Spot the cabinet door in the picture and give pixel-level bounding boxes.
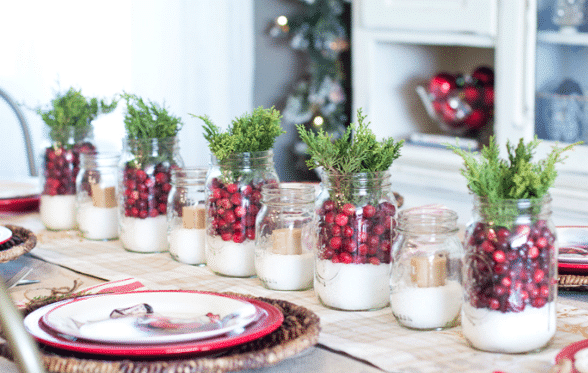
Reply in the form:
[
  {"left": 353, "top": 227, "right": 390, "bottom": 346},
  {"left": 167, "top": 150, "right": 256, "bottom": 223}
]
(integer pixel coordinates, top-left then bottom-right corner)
[{"left": 359, "top": 0, "right": 497, "bottom": 36}]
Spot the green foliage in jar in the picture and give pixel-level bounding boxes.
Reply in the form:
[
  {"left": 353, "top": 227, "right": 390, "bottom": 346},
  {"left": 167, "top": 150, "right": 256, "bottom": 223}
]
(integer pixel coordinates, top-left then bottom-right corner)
[
  {"left": 296, "top": 109, "right": 403, "bottom": 205},
  {"left": 196, "top": 106, "right": 285, "bottom": 161},
  {"left": 37, "top": 87, "right": 118, "bottom": 147},
  {"left": 122, "top": 93, "right": 183, "bottom": 168},
  {"left": 296, "top": 109, "right": 404, "bottom": 176},
  {"left": 122, "top": 93, "right": 183, "bottom": 139},
  {"left": 450, "top": 136, "right": 581, "bottom": 225}
]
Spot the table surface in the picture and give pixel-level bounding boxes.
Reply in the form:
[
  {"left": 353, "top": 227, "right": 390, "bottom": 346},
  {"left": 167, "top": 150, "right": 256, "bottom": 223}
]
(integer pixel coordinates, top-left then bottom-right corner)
[{"left": 2, "top": 212, "right": 588, "bottom": 373}]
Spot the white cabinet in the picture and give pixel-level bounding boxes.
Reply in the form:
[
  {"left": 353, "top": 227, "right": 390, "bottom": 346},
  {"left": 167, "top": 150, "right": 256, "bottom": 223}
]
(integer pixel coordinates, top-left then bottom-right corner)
[{"left": 352, "top": 0, "right": 588, "bottom": 225}]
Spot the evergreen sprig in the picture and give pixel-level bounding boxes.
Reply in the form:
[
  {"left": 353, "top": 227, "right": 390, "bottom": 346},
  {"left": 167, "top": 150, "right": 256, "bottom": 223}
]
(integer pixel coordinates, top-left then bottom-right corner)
[
  {"left": 196, "top": 106, "right": 285, "bottom": 160},
  {"left": 122, "top": 93, "right": 182, "bottom": 139},
  {"left": 296, "top": 109, "right": 404, "bottom": 177},
  {"left": 450, "top": 136, "right": 581, "bottom": 204},
  {"left": 37, "top": 87, "right": 118, "bottom": 145}
]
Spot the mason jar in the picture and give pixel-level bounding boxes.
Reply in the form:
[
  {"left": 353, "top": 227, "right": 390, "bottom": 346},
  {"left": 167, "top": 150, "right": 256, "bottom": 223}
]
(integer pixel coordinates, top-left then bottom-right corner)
[
  {"left": 40, "top": 125, "right": 95, "bottom": 231},
  {"left": 255, "top": 183, "right": 316, "bottom": 291},
  {"left": 205, "top": 150, "right": 279, "bottom": 277},
  {"left": 390, "top": 206, "right": 464, "bottom": 330},
  {"left": 167, "top": 167, "right": 208, "bottom": 265},
  {"left": 461, "top": 195, "right": 557, "bottom": 353},
  {"left": 314, "top": 171, "right": 397, "bottom": 311},
  {"left": 76, "top": 152, "right": 120, "bottom": 240},
  {"left": 118, "top": 137, "right": 183, "bottom": 253}
]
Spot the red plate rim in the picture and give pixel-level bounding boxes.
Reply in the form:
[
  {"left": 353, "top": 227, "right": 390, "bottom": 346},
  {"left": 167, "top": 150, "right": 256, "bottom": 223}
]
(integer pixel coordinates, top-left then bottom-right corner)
[
  {"left": 0, "top": 195, "right": 40, "bottom": 212},
  {"left": 558, "top": 226, "right": 588, "bottom": 274},
  {"left": 24, "top": 290, "right": 284, "bottom": 357},
  {"left": 556, "top": 338, "right": 588, "bottom": 373}
]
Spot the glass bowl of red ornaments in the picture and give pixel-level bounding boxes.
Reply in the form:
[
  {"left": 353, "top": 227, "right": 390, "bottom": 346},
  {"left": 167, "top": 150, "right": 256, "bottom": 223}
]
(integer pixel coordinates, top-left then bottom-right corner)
[{"left": 416, "top": 66, "right": 494, "bottom": 136}]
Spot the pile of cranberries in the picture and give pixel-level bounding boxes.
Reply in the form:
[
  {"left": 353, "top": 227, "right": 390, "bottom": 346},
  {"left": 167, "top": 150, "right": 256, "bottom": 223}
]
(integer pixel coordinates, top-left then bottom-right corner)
[
  {"left": 122, "top": 163, "right": 173, "bottom": 219},
  {"left": 207, "top": 177, "right": 275, "bottom": 243},
  {"left": 465, "top": 220, "right": 556, "bottom": 313},
  {"left": 42, "top": 142, "right": 94, "bottom": 196},
  {"left": 317, "top": 199, "right": 396, "bottom": 265}
]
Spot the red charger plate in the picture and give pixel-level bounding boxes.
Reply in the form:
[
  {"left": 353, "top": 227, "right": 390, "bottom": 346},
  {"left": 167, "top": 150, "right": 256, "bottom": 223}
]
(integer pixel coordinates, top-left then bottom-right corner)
[
  {"left": 558, "top": 226, "right": 588, "bottom": 275},
  {"left": 0, "top": 179, "right": 40, "bottom": 212},
  {"left": 24, "top": 290, "right": 284, "bottom": 357},
  {"left": 555, "top": 339, "right": 588, "bottom": 373},
  {"left": 0, "top": 195, "right": 39, "bottom": 213}
]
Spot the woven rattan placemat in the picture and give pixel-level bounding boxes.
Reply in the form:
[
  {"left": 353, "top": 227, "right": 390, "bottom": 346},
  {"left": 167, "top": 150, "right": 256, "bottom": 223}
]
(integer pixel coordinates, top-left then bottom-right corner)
[
  {"left": 559, "top": 274, "right": 588, "bottom": 290},
  {"left": 2, "top": 294, "right": 320, "bottom": 373},
  {"left": 0, "top": 225, "right": 36, "bottom": 263}
]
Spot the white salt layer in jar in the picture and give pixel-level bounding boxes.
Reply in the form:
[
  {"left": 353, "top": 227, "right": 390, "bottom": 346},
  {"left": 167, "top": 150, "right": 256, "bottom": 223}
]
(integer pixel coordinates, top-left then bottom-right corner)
[
  {"left": 314, "top": 260, "right": 390, "bottom": 311},
  {"left": 390, "top": 280, "right": 462, "bottom": 330},
  {"left": 169, "top": 228, "right": 206, "bottom": 265},
  {"left": 461, "top": 302, "right": 556, "bottom": 353},
  {"left": 77, "top": 201, "right": 118, "bottom": 240},
  {"left": 206, "top": 236, "right": 256, "bottom": 277},
  {"left": 255, "top": 250, "right": 313, "bottom": 291},
  {"left": 120, "top": 215, "right": 168, "bottom": 253},
  {"left": 40, "top": 195, "right": 77, "bottom": 231}
]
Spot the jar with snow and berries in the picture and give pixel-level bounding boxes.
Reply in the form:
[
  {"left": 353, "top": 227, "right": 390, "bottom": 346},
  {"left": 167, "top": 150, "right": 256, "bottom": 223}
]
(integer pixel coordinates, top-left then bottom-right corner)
[
  {"left": 197, "top": 106, "right": 284, "bottom": 277},
  {"left": 313, "top": 170, "right": 397, "bottom": 311},
  {"left": 449, "top": 136, "right": 579, "bottom": 353},
  {"left": 37, "top": 88, "right": 117, "bottom": 231},
  {"left": 118, "top": 94, "right": 184, "bottom": 253},
  {"left": 205, "top": 150, "right": 279, "bottom": 277},
  {"left": 461, "top": 195, "right": 558, "bottom": 353}
]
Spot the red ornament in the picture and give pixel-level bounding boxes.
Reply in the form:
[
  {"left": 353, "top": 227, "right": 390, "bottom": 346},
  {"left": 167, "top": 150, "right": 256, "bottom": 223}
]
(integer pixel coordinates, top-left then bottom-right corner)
[
  {"left": 463, "top": 108, "right": 489, "bottom": 130},
  {"left": 462, "top": 84, "right": 482, "bottom": 106},
  {"left": 428, "top": 72, "right": 457, "bottom": 100},
  {"left": 472, "top": 66, "right": 494, "bottom": 86},
  {"left": 482, "top": 86, "right": 494, "bottom": 107}
]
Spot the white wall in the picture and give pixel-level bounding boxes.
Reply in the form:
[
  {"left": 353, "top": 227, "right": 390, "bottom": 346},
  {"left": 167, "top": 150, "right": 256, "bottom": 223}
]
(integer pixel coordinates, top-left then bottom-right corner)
[{"left": 0, "top": 0, "right": 253, "bottom": 178}]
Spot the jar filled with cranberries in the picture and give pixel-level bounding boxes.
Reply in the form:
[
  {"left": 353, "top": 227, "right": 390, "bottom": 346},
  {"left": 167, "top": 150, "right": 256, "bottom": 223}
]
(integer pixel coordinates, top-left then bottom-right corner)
[
  {"left": 205, "top": 150, "right": 279, "bottom": 277},
  {"left": 118, "top": 137, "right": 183, "bottom": 253},
  {"left": 314, "top": 171, "right": 397, "bottom": 311},
  {"left": 40, "top": 126, "right": 95, "bottom": 231},
  {"left": 461, "top": 195, "right": 557, "bottom": 353},
  {"left": 390, "top": 206, "right": 464, "bottom": 330}
]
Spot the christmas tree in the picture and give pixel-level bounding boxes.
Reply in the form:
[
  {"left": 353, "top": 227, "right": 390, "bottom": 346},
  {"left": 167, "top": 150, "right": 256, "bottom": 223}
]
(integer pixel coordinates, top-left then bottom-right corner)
[{"left": 268, "top": 0, "right": 351, "bottom": 181}]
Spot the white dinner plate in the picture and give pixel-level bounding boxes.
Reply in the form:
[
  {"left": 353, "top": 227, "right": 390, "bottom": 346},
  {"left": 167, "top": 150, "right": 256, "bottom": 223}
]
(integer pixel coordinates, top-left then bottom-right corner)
[
  {"left": 40, "top": 290, "right": 260, "bottom": 344},
  {"left": 0, "top": 226, "right": 12, "bottom": 245}
]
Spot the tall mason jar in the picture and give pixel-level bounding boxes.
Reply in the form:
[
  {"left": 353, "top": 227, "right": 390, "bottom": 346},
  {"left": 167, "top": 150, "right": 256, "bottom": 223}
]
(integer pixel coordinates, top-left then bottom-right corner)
[
  {"left": 255, "top": 183, "right": 316, "bottom": 291},
  {"left": 205, "top": 150, "right": 279, "bottom": 277},
  {"left": 167, "top": 167, "right": 208, "bottom": 265},
  {"left": 461, "top": 195, "right": 557, "bottom": 353},
  {"left": 314, "top": 171, "right": 397, "bottom": 311},
  {"left": 76, "top": 152, "right": 120, "bottom": 240},
  {"left": 118, "top": 137, "right": 183, "bottom": 253},
  {"left": 40, "top": 125, "right": 95, "bottom": 231},
  {"left": 390, "top": 206, "right": 464, "bottom": 330}
]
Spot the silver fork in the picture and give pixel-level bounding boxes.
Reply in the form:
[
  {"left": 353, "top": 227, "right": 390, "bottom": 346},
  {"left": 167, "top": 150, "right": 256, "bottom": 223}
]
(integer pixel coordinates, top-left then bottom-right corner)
[{"left": 5, "top": 266, "right": 34, "bottom": 289}]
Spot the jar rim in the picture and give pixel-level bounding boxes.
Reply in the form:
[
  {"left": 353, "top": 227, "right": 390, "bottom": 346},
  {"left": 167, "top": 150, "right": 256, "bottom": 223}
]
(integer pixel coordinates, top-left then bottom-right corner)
[
  {"left": 397, "top": 206, "right": 459, "bottom": 234},
  {"left": 261, "top": 182, "right": 316, "bottom": 204}
]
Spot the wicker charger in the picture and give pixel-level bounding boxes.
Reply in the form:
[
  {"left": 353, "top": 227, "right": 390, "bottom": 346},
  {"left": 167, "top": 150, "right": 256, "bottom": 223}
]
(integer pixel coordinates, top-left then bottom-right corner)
[
  {"left": 5, "top": 294, "right": 320, "bottom": 373},
  {"left": 0, "top": 225, "right": 37, "bottom": 263}
]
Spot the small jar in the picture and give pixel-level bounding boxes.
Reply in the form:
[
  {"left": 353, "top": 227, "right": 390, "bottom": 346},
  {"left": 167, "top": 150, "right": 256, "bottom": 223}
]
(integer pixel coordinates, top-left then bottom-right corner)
[
  {"left": 255, "top": 183, "right": 316, "bottom": 291},
  {"left": 390, "top": 206, "right": 464, "bottom": 330},
  {"left": 118, "top": 137, "right": 183, "bottom": 253},
  {"left": 167, "top": 167, "right": 208, "bottom": 265},
  {"left": 461, "top": 195, "right": 557, "bottom": 353},
  {"left": 40, "top": 126, "right": 95, "bottom": 231},
  {"left": 76, "top": 152, "right": 120, "bottom": 240},
  {"left": 314, "top": 171, "right": 397, "bottom": 311},
  {"left": 205, "top": 150, "right": 279, "bottom": 277}
]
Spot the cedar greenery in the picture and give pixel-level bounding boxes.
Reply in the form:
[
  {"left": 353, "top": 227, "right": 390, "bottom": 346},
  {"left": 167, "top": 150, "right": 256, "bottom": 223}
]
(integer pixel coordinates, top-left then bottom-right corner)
[
  {"left": 196, "top": 106, "right": 284, "bottom": 160},
  {"left": 37, "top": 87, "right": 117, "bottom": 145},
  {"left": 122, "top": 93, "right": 182, "bottom": 139},
  {"left": 450, "top": 136, "right": 580, "bottom": 203},
  {"left": 296, "top": 109, "right": 404, "bottom": 177}
]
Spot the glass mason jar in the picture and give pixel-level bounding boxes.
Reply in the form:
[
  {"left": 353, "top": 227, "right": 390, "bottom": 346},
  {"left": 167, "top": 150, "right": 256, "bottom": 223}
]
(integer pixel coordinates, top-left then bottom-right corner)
[
  {"left": 461, "top": 195, "right": 557, "bottom": 353},
  {"left": 255, "top": 183, "right": 316, "bottom": 291},
  {"left": 390, "top": 206, "right": 464, "bottom": 330},
  {"left": 118, "top": 137, "right": 183, "bottom": 253},
  {"left": 76, "top": 152, "right": 120, "bottom": 240},
  {"left": 167, "top": 167, "right": 208, "bottom": 265},
  {"left": 40, "top": 125, "right": 95, "bottom": 231},
  {"left": 314, "top": 171, "right": 397, "bottom": 311},
  {"left": 205, "top": 150, "right": 279, "bottom": 277}
]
